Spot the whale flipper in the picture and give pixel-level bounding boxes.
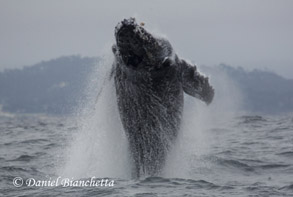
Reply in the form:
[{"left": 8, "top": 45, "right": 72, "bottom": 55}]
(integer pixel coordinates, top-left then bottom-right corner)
[{"left": 180, "top": 59, "right": 214, "bottom": 105}]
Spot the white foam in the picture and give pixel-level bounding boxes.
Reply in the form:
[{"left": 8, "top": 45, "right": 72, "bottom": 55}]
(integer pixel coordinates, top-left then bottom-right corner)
[
  {"left": 163, "top": 67, "right": 242, "bottom": 178},
  {"left": 58, "top": 52, "right": 131, "bottom": 179}
]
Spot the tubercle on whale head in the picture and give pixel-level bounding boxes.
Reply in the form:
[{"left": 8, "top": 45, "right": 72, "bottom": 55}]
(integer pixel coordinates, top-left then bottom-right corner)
[{"left": 114, "top": 18, "right": 174, "bottom": 71}]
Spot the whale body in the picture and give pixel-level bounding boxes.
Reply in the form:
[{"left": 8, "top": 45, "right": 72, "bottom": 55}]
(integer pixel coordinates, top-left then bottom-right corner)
[{"left": 111, "top": 18, "right": 214, "bottom": 177}]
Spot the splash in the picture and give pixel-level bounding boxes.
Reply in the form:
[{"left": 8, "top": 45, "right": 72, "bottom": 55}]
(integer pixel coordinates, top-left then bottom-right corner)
[
  {"left": 163, "top": 66, "right": 243, "bottom": 178},
  {"left": 59, "top": 52, "right": 131, "bottom": 179}
]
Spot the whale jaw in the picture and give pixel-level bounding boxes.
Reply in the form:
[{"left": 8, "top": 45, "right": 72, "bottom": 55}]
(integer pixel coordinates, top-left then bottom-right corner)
[{"left": 114, "top": 18, "right": 162, "bottom": 69}]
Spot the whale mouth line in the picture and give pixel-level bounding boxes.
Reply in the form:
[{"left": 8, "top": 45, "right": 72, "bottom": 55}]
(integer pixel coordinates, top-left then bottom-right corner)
[
  {"left": 114, "top": 17, "right": 175, "bottom": 71},
  {"left": 115, "top": 19, "right": 144, "bottom": 68},
  {"left": 114, "top": 18, "right": 162, "bottom": 69}
]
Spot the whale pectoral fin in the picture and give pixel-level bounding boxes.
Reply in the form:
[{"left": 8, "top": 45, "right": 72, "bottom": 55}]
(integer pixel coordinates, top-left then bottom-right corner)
[{"left": 180, "top": 59, "right": 214, "bottom": 105}]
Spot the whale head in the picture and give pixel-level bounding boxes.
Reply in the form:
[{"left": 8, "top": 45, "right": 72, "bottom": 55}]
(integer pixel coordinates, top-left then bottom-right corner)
[{"left": 113, "top": 18, "right": 174, "bottom": 70}]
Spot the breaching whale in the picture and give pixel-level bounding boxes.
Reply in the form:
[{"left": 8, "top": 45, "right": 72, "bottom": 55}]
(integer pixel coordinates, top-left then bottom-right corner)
[{"left": 111, "top": 18, "right": 214, "bottom": 177}]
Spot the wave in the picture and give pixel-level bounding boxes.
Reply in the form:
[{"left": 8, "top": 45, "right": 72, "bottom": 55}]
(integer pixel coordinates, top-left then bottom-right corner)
[
  {"left": 238, "top": 115, "right": 267, "bottom": 124},
  {"left": 277, "top": 151, "right": 293, "bottom": 157}
]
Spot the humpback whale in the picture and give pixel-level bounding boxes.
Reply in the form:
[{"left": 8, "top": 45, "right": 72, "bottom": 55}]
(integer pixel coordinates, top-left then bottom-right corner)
[{"left": 111, "top": 18, "right": 214, "bottom": 177}]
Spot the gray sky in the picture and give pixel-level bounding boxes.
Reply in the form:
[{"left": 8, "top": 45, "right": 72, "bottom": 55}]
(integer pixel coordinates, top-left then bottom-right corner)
[{"left": 1, "top": 0, "right": 293, "bottom": 78}]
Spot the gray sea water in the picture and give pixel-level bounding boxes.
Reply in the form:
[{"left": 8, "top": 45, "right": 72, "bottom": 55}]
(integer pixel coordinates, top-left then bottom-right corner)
[
  {"left": 1, "top": 112, "right": 293, "bottom": 197},
  {"left": 1, "top": 56, "right": 293, "bottom": 196}
]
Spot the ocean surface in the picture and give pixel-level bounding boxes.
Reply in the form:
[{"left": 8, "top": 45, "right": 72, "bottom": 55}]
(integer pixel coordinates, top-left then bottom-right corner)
[{"left": 1, "top": 112, "right": 293, "bottom": 197}]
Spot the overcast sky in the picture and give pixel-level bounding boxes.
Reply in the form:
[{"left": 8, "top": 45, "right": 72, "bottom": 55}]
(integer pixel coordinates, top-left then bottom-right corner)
[{"left": 1, "top": 0, "right": 292, "bottom": 78}]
